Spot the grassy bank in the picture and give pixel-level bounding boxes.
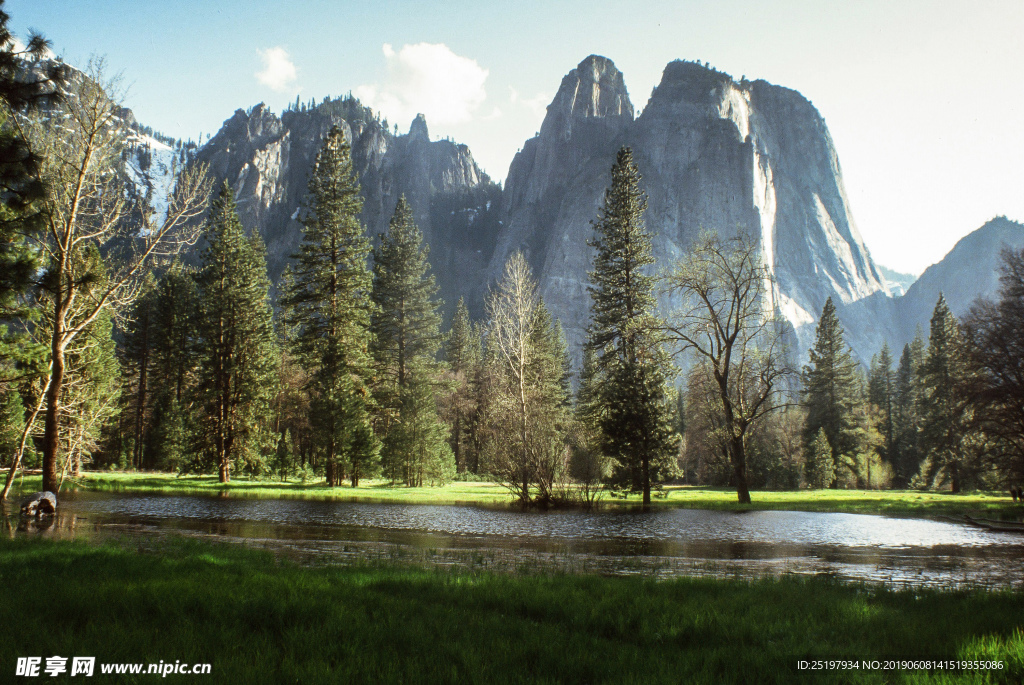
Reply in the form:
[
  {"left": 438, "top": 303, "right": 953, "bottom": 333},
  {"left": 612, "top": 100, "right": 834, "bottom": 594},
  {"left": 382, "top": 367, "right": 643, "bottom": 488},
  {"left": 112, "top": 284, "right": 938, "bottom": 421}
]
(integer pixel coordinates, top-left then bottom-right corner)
[
  {"left": 0, "top": 536, "right": 1021, "bottom": 684},
  {"left": 10, "top": 471, "right": 1023, "bottom": 518}
]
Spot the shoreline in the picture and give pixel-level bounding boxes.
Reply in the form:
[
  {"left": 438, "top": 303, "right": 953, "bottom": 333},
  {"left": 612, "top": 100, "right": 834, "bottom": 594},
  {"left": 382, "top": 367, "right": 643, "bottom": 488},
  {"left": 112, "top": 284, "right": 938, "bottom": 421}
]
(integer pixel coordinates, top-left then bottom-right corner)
[{"left": 5, "top": 471, "right": 1022, "bottom": 520}]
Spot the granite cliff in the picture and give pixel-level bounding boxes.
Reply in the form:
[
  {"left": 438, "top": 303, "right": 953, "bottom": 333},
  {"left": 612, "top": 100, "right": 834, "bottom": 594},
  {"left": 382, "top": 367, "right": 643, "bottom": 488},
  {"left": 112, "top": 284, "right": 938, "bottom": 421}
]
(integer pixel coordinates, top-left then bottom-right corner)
[
  {"left": 193, "top": 100, "right": 501, "bottom": 314},
  {"left": 490, "top": 56, "right": 889, "bottom": 356},
  {"left": 185, "top": 56, "right": 1017, "bottom": 366}
]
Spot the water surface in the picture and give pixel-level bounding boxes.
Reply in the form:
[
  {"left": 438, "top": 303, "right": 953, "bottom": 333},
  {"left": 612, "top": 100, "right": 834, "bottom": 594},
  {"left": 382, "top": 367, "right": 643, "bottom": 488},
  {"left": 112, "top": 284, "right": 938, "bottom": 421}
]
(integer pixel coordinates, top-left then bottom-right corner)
[{"left": 8, "top": 492, "right": 1024, "bottom": 589}]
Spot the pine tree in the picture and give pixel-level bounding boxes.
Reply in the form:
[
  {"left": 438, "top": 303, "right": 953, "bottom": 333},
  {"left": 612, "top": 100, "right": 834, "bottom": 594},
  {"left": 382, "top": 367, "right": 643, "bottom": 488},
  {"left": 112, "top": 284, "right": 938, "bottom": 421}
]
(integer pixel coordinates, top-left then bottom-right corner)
[
  {"left": 0, "top": 9, "right": 65, "bottom": 323},
  {"left": 868, "top": 342, "right": 896, "bottom": 466},
  {"left": 965, "top": 247, "right": 1024, "bottom": 487},
  {"left": 586, "top": 146, "right": 677, "bottom": 506},
  {"left": 122, "top": 278, "right": 157, "bottom": 471},
  {"left": 568, "top": 346, "right": 609, "bottom": 500},
  {"left": 892, "top": 342, "right": 922, "bottom": 486},
  {"left": 144, "top": 264, "right": 199, "bottom": 471},
  {"left": 526, "top": 301, "right": 572, "bottom": 504},
  {"left": 919, "top": 295, "right": 975, "bottom": 492},
  {"left": 281, "top": 126, "right": 378, "bottom": 486},
  {"left": 802, "top": 297, "right": 862, "bottom": 485},
  {"left": 443, "top": 297, "right": 480, "bottom": 473},
  {"left": 370, "top": 196, "right": 449, "bottom": 485},
  {"left": 0, "top": 383, "right": 23, "bottom": 468},
  {"left": 805, "top": 428, "right": 836, "bottom": 489},
  {"left": 194, "top": 183, "right": 278, "bottom": 483}
]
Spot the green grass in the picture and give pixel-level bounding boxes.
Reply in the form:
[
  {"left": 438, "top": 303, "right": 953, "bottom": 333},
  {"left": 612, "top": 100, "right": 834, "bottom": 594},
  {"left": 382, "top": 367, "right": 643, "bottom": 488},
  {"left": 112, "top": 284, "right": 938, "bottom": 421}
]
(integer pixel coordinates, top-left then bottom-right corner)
[
  {"left": 0, "top": 535, "right": 1021, "bottom": 683},
  {"left": 16, "top": 471, "right": 1024, "bottom": 519}
]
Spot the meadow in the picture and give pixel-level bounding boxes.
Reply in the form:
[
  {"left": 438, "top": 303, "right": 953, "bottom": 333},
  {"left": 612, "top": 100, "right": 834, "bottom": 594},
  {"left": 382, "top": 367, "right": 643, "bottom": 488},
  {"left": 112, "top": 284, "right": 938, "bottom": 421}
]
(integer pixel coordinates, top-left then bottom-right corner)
[{"left": 0, "top": 535, "right": 1021, "bottom": 684}]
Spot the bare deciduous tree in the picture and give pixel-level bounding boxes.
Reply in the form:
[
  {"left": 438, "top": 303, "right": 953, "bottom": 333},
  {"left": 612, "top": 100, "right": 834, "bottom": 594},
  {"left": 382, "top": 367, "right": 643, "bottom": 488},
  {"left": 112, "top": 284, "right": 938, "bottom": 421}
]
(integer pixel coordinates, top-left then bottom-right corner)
[
  {"left": 485, "top": 252, "right": 572, "bottom": 506},
  {"left": 486, "top": 252, "right": 537, "bottom": 503},
  {"left": 2, "top": 63, "right": 210, "bottom": 496},
  {"left": 662, "top": 232, "right": 793, "bottom": 503}
]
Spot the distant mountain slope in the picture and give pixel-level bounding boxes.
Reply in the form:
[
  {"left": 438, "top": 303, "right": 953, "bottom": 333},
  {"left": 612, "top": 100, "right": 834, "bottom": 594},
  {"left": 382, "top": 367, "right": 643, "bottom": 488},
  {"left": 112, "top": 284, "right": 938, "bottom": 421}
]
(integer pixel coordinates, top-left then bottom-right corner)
[
  {"left": 838, "top": 217, "right": 1024, "bottom": 359},
  {"left": 876, "top": 265, "right": 917, "bottom": 297},
  {"left": 894, "top": 216, "right": 1024, "bottom": 339}
]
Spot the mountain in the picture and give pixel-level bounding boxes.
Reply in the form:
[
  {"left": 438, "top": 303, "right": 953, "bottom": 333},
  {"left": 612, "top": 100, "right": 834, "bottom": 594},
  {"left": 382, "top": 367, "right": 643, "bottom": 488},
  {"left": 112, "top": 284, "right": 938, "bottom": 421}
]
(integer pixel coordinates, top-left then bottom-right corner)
[
  {"left": 180, "top": 57, "right": 1017, "bottom": 368},
  {"left": 837, "top": 216, "right": 1024, "bottom": 358},
  {"left": 876, "top": 265, "right": 918, "bottom": 297},
  {"left": 193, "top": 99, "right": 502, "bottom": 315},
  {"left": 490, "top": 56, "right": 889, "bottom": 357}
]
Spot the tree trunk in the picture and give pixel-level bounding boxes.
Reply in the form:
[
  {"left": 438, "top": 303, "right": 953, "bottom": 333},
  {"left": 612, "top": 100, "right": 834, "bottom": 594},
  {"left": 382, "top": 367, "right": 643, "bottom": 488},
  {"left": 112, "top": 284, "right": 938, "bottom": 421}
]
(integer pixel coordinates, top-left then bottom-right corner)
[
  {"left": 1, "top": 391, "right": 47, "bottom": 501},
  {"left": 42, "top": 340, "right": 66, "bottom": 493},
  {"left": 732, "top": 438, "right": 751, "bottom": 504},
  {"left": 133, "top": 324, "right": 149, "bottom": 470},
  {"left": 641, "top": 454, "right": 651, "bottom": 508},
  {"left": 218, "top": 453, "right": 230, "bottom": 483},
  {"left": 453, "top": 414, "right": 462, "bottom": 472}
]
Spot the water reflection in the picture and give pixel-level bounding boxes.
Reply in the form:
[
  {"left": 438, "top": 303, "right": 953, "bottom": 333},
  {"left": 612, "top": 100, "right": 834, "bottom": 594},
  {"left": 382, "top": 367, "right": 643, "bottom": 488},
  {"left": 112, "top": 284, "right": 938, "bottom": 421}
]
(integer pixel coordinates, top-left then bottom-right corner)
[{"left": 9, "top": 492, "right": 1024, "bottom": 589}]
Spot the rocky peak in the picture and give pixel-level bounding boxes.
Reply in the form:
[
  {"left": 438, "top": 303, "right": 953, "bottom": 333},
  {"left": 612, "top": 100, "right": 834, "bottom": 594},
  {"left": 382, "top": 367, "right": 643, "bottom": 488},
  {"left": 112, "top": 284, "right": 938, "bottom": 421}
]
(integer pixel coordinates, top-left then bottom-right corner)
[
  {"left": 408, "top": 113, "right": 429, "bottom": 141},
  {"left": 192, "top": 95, "right": 502, "bottom": 319},
  {"left": 649, "top": 60, "right": 736, "bottom": 106},
  {"left": 540, "top": 55, "right": 633, "bottom": 141}
]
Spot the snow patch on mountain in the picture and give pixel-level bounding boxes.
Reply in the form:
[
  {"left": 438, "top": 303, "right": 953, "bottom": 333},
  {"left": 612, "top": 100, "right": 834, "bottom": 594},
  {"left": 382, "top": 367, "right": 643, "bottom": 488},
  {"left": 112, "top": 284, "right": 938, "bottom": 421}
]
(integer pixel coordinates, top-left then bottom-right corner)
[{"left": 125, "top": 131, "right": 178, "bottom": 224}]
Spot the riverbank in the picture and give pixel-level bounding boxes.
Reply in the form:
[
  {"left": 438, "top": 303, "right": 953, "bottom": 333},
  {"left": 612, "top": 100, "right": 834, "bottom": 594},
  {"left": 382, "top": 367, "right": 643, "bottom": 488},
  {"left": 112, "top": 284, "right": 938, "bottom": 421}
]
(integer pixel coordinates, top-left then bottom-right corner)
[
  {"left": 6, "top": 471, "right": 1022, "bottom": 518},
  {"left": 0, "top": 535, "right": 1020, "bottom": 684}
]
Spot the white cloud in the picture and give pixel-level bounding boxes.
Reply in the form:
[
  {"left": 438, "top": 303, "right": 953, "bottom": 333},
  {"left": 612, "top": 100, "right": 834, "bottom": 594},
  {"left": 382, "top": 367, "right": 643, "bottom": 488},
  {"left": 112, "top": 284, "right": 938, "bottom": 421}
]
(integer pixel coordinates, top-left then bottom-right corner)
[
  {"left": 255, "top": 46, "right": 298, "bottom": 92},
  {"left": 509, "top": 85, "right": 549, "bottom": 119},
  {"left": 355, "top": 43, "right": 488, "bottom": 129}
]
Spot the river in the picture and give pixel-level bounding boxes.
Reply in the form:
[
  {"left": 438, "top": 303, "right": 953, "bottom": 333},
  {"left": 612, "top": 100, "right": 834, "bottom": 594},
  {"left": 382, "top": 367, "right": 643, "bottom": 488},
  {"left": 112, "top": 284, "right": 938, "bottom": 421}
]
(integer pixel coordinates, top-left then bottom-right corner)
[{"left": 6, "top": 492, "right": 1024, "bottom": 589}]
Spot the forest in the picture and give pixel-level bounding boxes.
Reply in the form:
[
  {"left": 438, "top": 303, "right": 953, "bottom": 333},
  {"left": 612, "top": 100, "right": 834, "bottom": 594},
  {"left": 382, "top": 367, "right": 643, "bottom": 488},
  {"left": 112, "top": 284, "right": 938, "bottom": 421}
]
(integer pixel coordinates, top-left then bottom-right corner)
[{"left": 2, "top": 37, "right": 1024, "bottom": 511}]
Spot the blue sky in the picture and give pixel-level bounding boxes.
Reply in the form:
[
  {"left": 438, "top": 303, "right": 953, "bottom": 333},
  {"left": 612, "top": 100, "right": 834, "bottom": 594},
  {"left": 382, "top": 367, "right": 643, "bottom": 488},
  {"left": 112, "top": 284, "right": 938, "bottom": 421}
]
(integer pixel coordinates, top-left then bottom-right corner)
[{"left": 12, "top": 0, "right": 1024, "bottom": 274}]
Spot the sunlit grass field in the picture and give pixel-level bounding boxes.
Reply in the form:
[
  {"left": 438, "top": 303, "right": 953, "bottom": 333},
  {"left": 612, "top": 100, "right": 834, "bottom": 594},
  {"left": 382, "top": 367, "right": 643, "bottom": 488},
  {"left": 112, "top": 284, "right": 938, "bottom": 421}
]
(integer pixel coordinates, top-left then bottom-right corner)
[
  {"left": 10, "top": 471, "right": 1021, "bottom": 518},
  {"left": 0, "top": 536, "right": 1021, "bottom": 684}
]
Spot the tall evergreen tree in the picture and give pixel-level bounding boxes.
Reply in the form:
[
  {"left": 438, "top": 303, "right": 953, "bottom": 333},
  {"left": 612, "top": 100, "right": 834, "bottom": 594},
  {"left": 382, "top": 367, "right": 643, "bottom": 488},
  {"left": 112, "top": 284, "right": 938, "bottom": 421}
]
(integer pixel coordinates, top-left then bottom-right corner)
[
  {"left": 138, "top": 264, "right": 199, "bottom": 472},
  {"left": 965, "top": 247, "right": 1024, "bottom": 487},
  {"left": 281, "top": 126, "right": 377, "bottom": 486},
  {"left": 371, "top": 196, "right": 450, "bottom": 485},
  {"left": 526, "top": 301, "right": 573, "bottom": 504},
  {"left": 805, "top": 427, "right": 836, "bottom": 489},
  {"left": 891, "top": 342, "right": 922, "bottom": 486},
  {"left": 194, "top": 183, "right": 278, "bottom": 483},
  {"left": 443, "top": 297, "right": 481, "bottom": 472},
  {"left": 802, "top": 297, "right": 862, "bottom": 485},
  {"left": 919, "top": 295, "right": 975, "bottom": 492},
  {"left": 868, "top": 342, "right": 896, "bottom": 466},
  {"left": 0, "top": 5, "right": 65, "bottom": 324},
  {"left": 586, "top": 146, "right": 677, "bottom": 507}
]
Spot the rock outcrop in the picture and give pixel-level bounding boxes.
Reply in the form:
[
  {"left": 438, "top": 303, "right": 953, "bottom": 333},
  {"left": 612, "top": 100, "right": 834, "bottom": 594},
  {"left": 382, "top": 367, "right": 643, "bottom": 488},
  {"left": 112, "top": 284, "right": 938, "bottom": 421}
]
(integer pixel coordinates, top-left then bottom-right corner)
[
  {"left": 20, "top": 491, "right": 57, "bottom": 518},
  {"left": 490, "top": 56, "right": 889, "bottom": 357},
  {"left": 194, "top": 101, "right": 502, "bottom": 315}
]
